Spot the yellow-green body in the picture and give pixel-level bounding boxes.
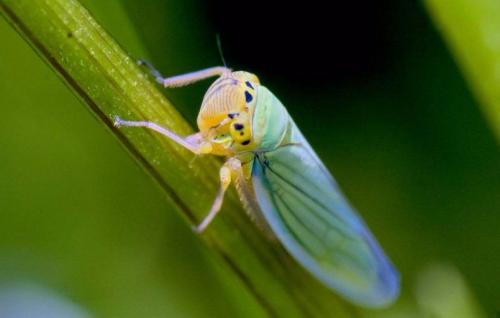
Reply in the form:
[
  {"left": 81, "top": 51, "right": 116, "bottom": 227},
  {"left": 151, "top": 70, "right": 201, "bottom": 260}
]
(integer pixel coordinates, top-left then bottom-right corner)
[{"left": 116, "top": 67, "right": 400, "bottom": 307}]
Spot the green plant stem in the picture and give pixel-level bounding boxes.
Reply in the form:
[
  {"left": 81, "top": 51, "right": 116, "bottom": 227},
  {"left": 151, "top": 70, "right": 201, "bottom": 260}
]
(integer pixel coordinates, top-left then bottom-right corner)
[
  {"left": 426, "top": 0, "right": 500, "bottom": 141},
  {"left": 0, "top": 0, "right": 357, "bottom": 316}
]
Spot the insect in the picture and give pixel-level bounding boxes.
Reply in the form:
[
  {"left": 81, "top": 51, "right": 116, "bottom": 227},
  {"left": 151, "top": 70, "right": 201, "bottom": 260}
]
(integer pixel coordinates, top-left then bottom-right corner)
[{"left": 114, "top": 62, "right": 400, "bottom": 307}]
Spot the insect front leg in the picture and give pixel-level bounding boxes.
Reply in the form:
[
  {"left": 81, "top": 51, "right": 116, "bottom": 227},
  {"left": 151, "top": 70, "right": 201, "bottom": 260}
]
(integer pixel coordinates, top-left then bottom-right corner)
[
  {"left": 193, "top": 157, "right": 242, "bottom": 233},
  {"left": 114, "top": 116, "right": 212, "bottom": 155},
  {"left": 138, "top": 60, "right": 230, "bottom": 88}
]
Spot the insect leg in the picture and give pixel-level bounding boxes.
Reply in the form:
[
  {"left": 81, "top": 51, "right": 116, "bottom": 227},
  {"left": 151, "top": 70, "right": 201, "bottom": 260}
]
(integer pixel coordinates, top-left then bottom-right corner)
[
  {"left": 138, "top": 60, "right": 231, "bottom": 88},
  {"left": 193, "top": 157, "right": 242, "bottom": 233},
  {"left": 114, "top": 116, "right": 212, "bottom": 154},
  {"left": 137, "top": 60, "right": 165, "bottom": 84}
]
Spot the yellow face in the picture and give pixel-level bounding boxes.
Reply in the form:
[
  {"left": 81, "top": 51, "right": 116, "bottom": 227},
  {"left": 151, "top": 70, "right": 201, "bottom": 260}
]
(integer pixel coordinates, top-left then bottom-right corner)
[{"left": 197, "top": 71, "right": 260, "bottom": 155}]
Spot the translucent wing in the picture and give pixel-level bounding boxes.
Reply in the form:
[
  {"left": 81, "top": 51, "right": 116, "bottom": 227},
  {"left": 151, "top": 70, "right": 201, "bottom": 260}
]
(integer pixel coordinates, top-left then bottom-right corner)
[{"left": 251, "top": 123, "right": 399, "bottom": 307}]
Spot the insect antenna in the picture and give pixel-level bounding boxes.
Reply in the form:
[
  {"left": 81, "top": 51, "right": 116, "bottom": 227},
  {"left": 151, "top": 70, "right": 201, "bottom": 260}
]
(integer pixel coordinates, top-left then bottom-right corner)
[{"left": 216, "top": 34, "right": 228, "bottom": 68}]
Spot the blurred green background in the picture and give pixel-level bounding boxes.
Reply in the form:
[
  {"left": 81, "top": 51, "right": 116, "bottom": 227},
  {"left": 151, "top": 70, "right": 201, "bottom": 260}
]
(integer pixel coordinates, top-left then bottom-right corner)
[{"left": 0, "top": 0, "right": 498, "bottom": 317}]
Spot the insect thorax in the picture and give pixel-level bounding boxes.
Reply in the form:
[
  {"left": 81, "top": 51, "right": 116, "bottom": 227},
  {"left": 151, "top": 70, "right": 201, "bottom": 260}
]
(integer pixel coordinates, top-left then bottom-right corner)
[{"left": 197, "top": 71, "right": 260, "bottom": 155}]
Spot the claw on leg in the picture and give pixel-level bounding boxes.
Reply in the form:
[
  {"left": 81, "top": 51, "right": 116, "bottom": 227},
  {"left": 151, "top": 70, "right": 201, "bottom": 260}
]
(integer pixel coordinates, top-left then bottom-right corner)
[{"left": 137, "top": 59, "right": 165, "bottom": 84}]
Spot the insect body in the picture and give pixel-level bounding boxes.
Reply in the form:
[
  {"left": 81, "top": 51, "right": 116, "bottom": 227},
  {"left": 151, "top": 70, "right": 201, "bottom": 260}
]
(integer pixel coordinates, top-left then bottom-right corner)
[{"left": 115, "top": 63, "right": 400, "bottom": 307}]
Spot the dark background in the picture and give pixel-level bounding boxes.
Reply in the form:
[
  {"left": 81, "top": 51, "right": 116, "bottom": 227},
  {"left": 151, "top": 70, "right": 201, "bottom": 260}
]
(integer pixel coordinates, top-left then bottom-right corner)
[{"left": 207, "top": 1, "right": 393, "bottom": 86}]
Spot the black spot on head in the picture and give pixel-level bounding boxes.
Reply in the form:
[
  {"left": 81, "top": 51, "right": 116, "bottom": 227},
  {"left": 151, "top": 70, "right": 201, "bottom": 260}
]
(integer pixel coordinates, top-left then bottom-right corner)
[
  {"left": 240, "top": 132, "right": 244, "bottom": 136},
  {"left": 233, "top": 123, "right": 244, "bottom": 131},
  {"left": 245, "top": 81, "right": 254, "bottom": 89},
  {"left": 245, "top": 91, "right": 253, "bottom": 103},
  {"left": 228, "top": 112, "right": 239, "bottom": 119},
  {"left": 241, "top": 140, "right": 250, "bottom": 145}
]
